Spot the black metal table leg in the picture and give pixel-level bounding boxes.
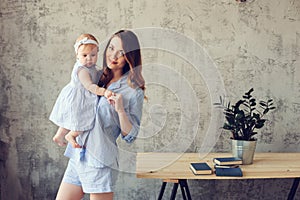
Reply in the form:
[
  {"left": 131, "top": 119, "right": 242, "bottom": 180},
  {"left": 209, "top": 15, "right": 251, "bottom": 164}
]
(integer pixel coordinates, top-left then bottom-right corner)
[
  {"left": 287, "top": 178, "right": 300, "bottom": 200},
  {"left": 170, "top": 183, "right": 179, "bottom": 200},
  {"left": 180, "top": 182, "right": 187, "bottom": 200},
  {"left": 158, "top": 181, "right": 167, "bottom": 200},
  {"left": 158, "top": 179, "right": 192, "bottom": 200},
  {"left": 179, "top": 179, "right": 192, "bottom": 200}
]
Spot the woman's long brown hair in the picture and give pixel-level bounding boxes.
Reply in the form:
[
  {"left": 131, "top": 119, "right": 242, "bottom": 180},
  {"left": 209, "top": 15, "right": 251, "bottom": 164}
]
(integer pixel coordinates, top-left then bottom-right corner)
[{"left": 98, "top": 30, "right": 145, "bottom": 93}]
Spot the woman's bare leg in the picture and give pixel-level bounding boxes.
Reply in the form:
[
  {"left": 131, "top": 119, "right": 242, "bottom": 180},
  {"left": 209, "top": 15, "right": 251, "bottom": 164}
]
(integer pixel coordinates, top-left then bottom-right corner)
[
  {"left": 90, "top": 192, "right": 114, "bottom": 200},
  {"left": 53, "top": 127, "right": 69, "bottom": 146},
  {"left": 65, "top": 131, "right": 82, "bottom": 148},
  {"left": 55, "top": 182, "right": 84, "bottom": 200}
]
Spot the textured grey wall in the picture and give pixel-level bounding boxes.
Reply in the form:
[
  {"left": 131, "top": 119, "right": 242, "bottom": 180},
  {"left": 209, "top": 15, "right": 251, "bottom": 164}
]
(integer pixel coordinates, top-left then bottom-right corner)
[{"left": 1, "top": 0, "right": 300, "bottom": 200}]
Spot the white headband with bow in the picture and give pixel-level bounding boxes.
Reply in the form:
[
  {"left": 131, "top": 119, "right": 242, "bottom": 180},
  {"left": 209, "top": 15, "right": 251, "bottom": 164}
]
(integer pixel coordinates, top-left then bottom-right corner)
[{"left": 74, "top": 37, "right": 98, "bottom": 54}]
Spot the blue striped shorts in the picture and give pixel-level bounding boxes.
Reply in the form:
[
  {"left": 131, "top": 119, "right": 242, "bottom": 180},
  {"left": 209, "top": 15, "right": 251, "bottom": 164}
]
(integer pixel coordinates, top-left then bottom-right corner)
[{"left": 62, "top": 158, "right": 118, "bottom": 193}]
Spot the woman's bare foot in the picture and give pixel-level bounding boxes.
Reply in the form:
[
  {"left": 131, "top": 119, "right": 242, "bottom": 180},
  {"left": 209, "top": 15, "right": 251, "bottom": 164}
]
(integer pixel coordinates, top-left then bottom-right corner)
[{"left": 65, "top": 132, "right": 81, "bottom": 148}]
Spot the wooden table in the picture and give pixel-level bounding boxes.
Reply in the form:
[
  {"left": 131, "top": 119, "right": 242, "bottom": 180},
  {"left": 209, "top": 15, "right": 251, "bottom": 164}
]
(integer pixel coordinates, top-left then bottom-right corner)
[{"left": 136, "top": 152, "right": 300, "bottom": 200}]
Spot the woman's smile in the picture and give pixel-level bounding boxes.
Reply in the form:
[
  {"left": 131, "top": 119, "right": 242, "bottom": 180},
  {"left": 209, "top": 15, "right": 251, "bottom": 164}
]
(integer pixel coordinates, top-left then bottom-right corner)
[{"left": 111, "top": 60, "right": 118, "bottom": 65}]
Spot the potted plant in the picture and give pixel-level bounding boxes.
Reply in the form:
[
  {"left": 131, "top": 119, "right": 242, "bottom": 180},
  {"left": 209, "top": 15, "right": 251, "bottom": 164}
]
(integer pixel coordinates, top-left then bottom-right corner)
[{"left": 214, "top": 88, "right": 276, "bottom": 164}]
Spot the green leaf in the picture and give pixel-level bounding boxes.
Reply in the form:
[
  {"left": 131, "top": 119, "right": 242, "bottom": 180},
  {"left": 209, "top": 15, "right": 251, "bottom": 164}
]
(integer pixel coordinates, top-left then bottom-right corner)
[
  {"left": 259, "top": 102, "right": 267, "bottom": 107},
  {"left": 227, "top": 102, "right": 231, "bottom": 108},
  {"left": 253, "top": 113, "right": 260, "bottom": 119},
  {"left": 255, "top": 119, "right": 266, "bottom": 129},
  {"left": 263, "top": 108, "right": 270, "bottom": 115},
  {"left": 223, "top": 123, "right": 234, "bottom": 130},
  {"left": 245, "top": 88, "right": 254, "bottom": 96},
  {"left": 251, "top": 132, "right": 258, "bottom": 137},
  {"left": 236, "top": 111, "right": 245, "bottom": 120},
  {"left": 225, "top": 116, "right": 235, "bottom": 124},
  {"left": 243, "top": 95, "right": 250, "bottom": 99},
  {"left": 236, "top": 100, "right": 245, "bottom": 106}
]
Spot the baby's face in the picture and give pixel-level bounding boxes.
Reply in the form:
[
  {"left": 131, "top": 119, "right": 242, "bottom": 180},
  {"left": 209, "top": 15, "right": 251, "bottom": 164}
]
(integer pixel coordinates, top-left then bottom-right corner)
[{"left": 77, "top": 44, "right": 98, "bottom": 67}]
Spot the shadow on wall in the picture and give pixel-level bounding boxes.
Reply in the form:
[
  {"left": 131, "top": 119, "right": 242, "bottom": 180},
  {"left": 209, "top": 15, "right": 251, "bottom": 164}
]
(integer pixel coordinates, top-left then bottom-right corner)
[
  {"left": 0, "top": 140, "right": 9, "bottom": 171},
  {"left": 0, "top": 64, "right": 13, "bottom": 199},
  {"left": 0, "top": 140, "right": 10, "bottom": 200}
]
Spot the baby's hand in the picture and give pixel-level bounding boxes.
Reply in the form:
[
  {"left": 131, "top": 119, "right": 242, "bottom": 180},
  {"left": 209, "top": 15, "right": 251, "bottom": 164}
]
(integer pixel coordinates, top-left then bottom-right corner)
[{"left": 104, "top": 89, "right": 114, "bottom": 98}]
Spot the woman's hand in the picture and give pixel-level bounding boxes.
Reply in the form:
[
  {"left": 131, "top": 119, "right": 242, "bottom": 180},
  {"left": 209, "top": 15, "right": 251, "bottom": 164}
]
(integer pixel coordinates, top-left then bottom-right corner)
[
  {"left": 104, "top": 89, "right": 114, "bottom": 99},
  {"left": 108, "top": 93, "right": 125, "bottom": 113},
  {"left": 108, "top": 93, "right": 132, "bottom": 135}
]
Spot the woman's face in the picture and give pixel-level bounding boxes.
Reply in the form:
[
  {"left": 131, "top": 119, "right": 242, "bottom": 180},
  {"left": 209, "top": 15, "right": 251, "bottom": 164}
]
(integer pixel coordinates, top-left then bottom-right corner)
[{"left": 106, "top": 36, "right": 126, "bottom": 71}]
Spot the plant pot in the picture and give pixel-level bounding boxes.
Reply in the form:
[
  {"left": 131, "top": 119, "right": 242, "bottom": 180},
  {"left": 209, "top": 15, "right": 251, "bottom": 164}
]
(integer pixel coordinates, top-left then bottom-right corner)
[{"left": 231, "top": 139, "right": 257, "bottom": 165}]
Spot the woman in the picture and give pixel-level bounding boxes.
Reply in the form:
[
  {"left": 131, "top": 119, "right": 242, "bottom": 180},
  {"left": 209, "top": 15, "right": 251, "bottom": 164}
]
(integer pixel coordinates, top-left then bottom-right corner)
[{"left": 56, "top": 30, "right": 145, "bottom": 200}]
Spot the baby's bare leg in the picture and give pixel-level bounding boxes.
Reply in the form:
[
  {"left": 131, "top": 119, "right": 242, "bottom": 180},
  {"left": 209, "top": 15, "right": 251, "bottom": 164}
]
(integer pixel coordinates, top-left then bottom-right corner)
[
  {"left": 53, "top": 127, "right": 69, "bottom": 146},
  {"left": 65, "top": 131, "right": 82, "bottom": 148}
]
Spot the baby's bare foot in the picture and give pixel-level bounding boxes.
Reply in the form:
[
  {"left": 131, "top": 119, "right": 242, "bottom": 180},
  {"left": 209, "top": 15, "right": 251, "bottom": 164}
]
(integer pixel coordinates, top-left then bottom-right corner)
[
  {"left": 65, "top": 134, "right": 81, "bottom": 148},
  {"left": 53, "top": 135, "right": 67, "bottom": 146}
]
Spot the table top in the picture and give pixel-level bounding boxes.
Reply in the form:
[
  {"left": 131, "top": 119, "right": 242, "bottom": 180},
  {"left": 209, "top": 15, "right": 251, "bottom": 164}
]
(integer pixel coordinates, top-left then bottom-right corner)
[{"left": 136, "top": 152, "right": 300, "bottom": 180}]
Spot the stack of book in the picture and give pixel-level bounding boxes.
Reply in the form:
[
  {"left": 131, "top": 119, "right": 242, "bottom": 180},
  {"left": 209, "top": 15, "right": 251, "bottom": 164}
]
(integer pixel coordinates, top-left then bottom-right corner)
[{"left": 213, "top": 157, "right": 243, "bottom": 177}]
